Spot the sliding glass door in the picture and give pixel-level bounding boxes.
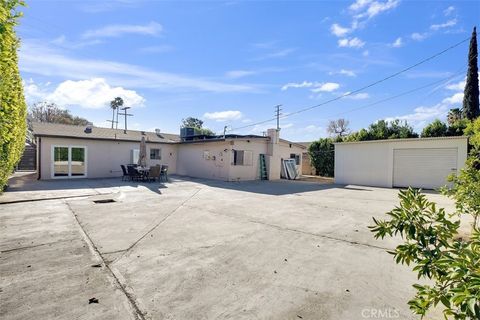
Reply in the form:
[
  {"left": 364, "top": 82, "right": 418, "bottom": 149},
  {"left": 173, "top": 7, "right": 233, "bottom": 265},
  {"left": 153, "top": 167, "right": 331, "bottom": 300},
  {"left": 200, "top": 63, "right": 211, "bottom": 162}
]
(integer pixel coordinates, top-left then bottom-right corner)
[{"left": 52, "top": 146, "right": 87, "bottom": 178}]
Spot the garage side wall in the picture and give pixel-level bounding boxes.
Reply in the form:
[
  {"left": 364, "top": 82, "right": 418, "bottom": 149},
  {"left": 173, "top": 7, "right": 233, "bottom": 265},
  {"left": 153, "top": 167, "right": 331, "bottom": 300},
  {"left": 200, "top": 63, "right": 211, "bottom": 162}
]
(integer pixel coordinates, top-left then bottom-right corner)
[
  {"left": 335, "top": 142, "right": 391, "bottom": 187},
  {"left": 334, "top": 137, "right": 468, "bottom": 188}
]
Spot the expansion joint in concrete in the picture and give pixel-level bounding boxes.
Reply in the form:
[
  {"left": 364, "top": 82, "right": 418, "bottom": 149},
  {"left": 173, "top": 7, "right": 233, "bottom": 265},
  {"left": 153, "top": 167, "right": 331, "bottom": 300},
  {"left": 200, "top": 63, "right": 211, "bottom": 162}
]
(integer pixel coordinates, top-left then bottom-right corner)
[{"left": 65, "top": 201, "right": 147, "bottom": 320}]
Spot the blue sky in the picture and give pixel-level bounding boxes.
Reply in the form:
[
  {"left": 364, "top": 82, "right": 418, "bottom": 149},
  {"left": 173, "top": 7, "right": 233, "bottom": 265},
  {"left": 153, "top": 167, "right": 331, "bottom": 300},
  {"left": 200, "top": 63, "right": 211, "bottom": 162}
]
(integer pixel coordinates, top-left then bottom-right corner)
[{"left": 18, "top": 0, "right": 479, "bottom": 141}]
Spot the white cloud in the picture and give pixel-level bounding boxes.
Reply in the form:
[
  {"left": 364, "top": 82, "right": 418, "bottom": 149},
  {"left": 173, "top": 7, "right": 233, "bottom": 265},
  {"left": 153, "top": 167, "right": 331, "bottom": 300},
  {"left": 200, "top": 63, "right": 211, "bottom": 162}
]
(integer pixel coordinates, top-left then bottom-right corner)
[
  {"left": 350, "top": 0, "right": 400, "bottom": 20},
  {"left": 362, "top": 50, "right": 370, "bottom": 56},
  {"left": 443, "top": 6, "right": 455, "bottom": 16},
  {"left": 281, "top": 81, "right": 316, "bottom": 90},
  {"left": 385, "top": 105, "right": 448, "bottom": 123},
  {"left": 442, "top": 92, "right": 463, "bottom": 105},
  {"left": 329, "top": 69, "right": 356, "bottom": 77},
  {"left": 311, "top": 82, "right": 340, "bottom": 92},
  {"left": 203, "top": 110, "right": 243, "bottom": 122},
  {"left": 281, "top": 81, "right": 340, "bottom": 92},
  {"left": 411, "top": 32, "right": 428, "bottom": 41},
  {"left": 20, "top": 40, "right": 256, "bottom": 93},
  {"left": 330, "top": 23, "right": 351, "bottom": 37},
  {"left": 445, "top": 80, "right": 465, "bottom": 91},
  {"left": 225, "top": 70, "right": 257, "bottom": 79},
  {"left": 391, "top": 37, "right": 403, "bottom": 47},
  {"left": 344, "top": 92, "right": 370, "bottom": 99},
  {"left": 338, "top": 37, "right": 365, "bottom": 48},
  {"left": 430, "top": 19, "right": 457, "bottom": 31},
  {"left": 43, "top": 78, "right": 145, "bottom": 109},
  {"left": 349, "top": 0, "right": 373, "bottom": 12},
  {"left": 82, "top": 21, "right": 163, "bottom": 39}
]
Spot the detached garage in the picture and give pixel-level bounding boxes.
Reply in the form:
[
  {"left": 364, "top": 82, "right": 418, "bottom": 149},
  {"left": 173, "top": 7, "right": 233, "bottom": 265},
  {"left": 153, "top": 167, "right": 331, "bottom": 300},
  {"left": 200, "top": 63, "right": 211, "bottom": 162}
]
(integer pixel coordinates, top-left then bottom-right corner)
[{"left": 334, "top": 136, "right": 468, "bottom": 189}]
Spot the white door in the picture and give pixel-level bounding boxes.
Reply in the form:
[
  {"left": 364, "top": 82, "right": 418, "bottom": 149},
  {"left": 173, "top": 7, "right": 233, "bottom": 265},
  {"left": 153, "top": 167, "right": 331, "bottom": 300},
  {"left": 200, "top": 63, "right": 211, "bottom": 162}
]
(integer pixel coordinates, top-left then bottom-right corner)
[{"left": 393, "top": 148, "right": 457, "bottom": 189}]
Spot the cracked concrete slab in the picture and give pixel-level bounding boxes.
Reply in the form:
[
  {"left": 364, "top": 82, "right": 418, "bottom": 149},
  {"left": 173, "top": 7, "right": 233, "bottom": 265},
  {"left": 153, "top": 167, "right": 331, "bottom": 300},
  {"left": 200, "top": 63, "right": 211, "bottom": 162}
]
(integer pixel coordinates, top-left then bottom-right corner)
[{"left": 1, "top": 175, "right": 455, "bottom": 319}]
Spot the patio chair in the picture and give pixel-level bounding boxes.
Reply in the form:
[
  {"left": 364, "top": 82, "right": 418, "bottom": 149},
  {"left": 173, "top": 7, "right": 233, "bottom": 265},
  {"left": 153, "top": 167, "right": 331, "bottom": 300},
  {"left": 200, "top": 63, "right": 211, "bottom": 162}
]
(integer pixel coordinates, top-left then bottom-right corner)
[
  {"left": 147, "top": 164, "right": 161, "bottom": 182},
  {"left": 120, "top": 165, "right": 129, "bottom": 181},
  {"left": 160, "top": 165, "right": 169, "bottom": 182},
  {"left": 127, "top": 165, "right": 141, "bottom": 181}
]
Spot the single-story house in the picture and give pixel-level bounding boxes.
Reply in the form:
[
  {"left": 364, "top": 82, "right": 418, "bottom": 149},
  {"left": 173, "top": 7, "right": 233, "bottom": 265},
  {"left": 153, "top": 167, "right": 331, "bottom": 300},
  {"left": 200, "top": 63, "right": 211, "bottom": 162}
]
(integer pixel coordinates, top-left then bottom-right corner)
[
  {"left": 31, "top": 122, "right": 305, "bottom": 181},
  {"left": 296, "top": 142, "right": 316, "bottom": 176},
  {"left": 334, "top": 136, "right": 468, "bottom": 189}
]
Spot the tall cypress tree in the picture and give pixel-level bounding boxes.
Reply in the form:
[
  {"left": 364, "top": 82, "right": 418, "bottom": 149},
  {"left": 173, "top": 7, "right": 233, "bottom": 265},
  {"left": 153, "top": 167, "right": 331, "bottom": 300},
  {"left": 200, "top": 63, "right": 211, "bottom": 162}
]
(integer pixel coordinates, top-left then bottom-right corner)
[{"left": 462, "top": 27, "right": 479, "bottom": 120}]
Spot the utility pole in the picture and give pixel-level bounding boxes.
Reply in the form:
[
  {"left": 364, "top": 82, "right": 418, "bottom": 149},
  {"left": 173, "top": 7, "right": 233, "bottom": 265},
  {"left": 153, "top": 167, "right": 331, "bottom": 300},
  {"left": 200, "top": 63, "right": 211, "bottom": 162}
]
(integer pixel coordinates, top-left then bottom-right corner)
[
  {"left": 106, "top": 119, "right": 117, "bottom": 128},
  {"left": 120, "top": 107, "right": 133, "bottom": 132},
  {"left": 274, "top": 104, "right": 282, "bottom": 131},
  {"left": 115, "top": 108, "right": 120, "bottom": 130}
]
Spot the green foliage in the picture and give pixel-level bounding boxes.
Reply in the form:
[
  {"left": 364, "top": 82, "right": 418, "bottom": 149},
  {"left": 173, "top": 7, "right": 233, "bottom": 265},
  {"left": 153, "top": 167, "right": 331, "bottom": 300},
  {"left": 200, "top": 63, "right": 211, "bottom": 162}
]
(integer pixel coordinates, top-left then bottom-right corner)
[
  {"left": 464, "top": 118, "right": 480, "bottom": 149},
  {"left": 308, "top": 138, "right": 334, "bottom": 177},
  {"left": 29, "top": 102, "right": 90, "bottom": 126},
  {"left": 0, "top": 0, "right": 27, "bottom": 192},
  {"left": 447, "top": 119, "right": 470, "bottom": 137},
  {"left": 370, "top": 189, "right": 480, "bottom": 319},
  {"left": 442, "top": 155, "right": 480, "bottom": 228},
  {"left": 422, "top": 119, "right": 448, "bottom": 137},
  {"left": 181, "top": 117, "right": 204, "bottom": 129},
  {"left": 448, "top": 108, "right": 463, "bottom": 126},
  {"left": 462, "top": 27, "right": 479, "bottom": 120},
  {"left": 345, "top": 119, "right": 418, "bottom": 142},
  {"left": 181, "top": 117, "right": 214, "bottom": 136}
]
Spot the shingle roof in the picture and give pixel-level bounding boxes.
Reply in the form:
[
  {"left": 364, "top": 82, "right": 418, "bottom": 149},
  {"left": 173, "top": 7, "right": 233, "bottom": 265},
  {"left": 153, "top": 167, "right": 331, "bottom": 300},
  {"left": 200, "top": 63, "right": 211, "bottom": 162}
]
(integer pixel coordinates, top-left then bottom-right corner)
[{"left": 31, "top": 122, "right": 180, "bottom": 143}]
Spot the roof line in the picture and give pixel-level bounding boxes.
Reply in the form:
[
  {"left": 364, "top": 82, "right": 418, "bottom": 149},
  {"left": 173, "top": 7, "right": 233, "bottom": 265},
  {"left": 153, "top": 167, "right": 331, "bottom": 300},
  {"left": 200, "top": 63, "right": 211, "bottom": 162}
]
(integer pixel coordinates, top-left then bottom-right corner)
[{"left": 334, "top": 136, "right": 469, "bottom": 145}]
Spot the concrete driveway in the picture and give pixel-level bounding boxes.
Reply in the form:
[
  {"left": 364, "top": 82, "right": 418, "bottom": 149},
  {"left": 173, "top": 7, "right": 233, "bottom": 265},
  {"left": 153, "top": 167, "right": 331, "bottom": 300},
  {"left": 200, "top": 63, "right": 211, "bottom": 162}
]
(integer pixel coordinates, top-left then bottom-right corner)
[{"left": 0, "top": 173, "right": 454, "bottom": 319}]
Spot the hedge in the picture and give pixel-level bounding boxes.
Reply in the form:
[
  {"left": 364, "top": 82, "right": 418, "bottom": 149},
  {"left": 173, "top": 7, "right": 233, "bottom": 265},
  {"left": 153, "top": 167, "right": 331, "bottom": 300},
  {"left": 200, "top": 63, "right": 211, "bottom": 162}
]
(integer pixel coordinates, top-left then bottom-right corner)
[{"left": 0, "top": 0, "right": 27, "bottom": 192}]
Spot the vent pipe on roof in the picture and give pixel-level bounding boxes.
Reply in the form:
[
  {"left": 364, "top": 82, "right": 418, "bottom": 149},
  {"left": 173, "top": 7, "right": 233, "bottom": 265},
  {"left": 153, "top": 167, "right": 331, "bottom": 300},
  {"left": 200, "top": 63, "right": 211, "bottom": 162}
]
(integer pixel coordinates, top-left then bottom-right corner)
[{"left": 84, "top": 123, "right": 93, "bottom": 134}]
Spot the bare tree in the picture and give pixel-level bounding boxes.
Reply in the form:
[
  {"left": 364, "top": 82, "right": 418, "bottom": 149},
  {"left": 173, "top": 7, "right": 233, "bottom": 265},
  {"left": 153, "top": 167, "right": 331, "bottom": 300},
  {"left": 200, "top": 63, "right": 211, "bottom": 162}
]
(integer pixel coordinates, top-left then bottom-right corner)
[{"left": 327, "top": 118, "right": 350, "bottom": 137}]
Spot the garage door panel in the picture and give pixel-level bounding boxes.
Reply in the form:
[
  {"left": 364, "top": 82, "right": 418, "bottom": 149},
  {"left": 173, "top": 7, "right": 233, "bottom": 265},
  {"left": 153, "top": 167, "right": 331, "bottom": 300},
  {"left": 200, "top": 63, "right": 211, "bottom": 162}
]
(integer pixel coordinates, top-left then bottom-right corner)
[{"left": 393, "top": 148, "right": 457, "bottom": 189}]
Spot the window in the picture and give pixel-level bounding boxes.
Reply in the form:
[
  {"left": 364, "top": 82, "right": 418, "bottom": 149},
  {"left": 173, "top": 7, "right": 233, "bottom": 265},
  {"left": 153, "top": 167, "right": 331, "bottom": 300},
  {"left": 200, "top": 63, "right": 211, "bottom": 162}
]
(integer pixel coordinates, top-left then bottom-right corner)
[
  {"left": 233, "top": 150, "right": 253, "bottom": 166},
  {"left": 290, "top": 153, "right": 300, "bottom": 165},
  {"left": 150, "top": 148, "right": 161, "bottom": 160}
]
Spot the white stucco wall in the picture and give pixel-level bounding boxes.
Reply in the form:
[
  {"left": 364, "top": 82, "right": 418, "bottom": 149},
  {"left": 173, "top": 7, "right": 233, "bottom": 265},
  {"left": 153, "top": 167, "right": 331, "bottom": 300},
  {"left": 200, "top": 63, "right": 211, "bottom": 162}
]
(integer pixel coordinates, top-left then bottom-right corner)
[
  {"left": 334, "top": 137, "right": 468, "bottom": 188},
  {"left": 38, "top": 137, "right": 177, "bottom": 179}
]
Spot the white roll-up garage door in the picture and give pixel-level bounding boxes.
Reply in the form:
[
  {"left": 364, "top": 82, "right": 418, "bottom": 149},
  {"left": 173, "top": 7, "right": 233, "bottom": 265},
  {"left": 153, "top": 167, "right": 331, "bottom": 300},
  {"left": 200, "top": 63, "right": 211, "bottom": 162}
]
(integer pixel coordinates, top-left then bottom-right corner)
[{"left": 393, "top": 148, "right": 458, "bottom": 189}]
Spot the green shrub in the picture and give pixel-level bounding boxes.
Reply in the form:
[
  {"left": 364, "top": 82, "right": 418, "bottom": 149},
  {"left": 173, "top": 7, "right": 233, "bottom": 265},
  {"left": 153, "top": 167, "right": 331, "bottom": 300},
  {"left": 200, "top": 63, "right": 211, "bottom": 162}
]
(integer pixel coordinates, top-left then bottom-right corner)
[
  {"left": 421, "top": 119, "right": 448, "bottom": 137},
  {"left": 370, "top": 189, "right": 480, "bottom": 319},
  {"left": 0, "top": 0, "right": 27, "bottom": 192},
  {"left": 308, "top": 138, "right": 334, "bottom": 177}
]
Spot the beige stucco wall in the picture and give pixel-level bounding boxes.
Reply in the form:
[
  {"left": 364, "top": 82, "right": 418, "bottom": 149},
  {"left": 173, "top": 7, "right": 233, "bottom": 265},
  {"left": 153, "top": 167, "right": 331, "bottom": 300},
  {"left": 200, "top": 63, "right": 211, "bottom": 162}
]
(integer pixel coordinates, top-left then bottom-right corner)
[
  {"left": 176, "top": 141, "right": 231, "bottom": 180},
  {"left": 37, "top": 135, "right": 305, "bottom": 181},
  {"left": 334, "top": 137, "right": 468, "bottom": 188},
  {"left": 176, "top": 138, "right": 275, "bottom": 181},
  {"left": 38, "top": 137, "right": 177, "bottom": 179}
]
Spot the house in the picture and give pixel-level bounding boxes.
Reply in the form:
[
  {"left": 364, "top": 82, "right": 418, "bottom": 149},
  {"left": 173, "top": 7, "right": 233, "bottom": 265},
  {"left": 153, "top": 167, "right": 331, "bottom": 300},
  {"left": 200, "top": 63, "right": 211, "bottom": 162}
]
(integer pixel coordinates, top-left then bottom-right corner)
[
  {"left": 334, "top": 136, "right": 468, "bottom": 189},
  {"left": 295, "top": 142, "right": 316, "bottom": 176},
  {"left": 31, "top": 122, "right": 305, "bottom": 181}
]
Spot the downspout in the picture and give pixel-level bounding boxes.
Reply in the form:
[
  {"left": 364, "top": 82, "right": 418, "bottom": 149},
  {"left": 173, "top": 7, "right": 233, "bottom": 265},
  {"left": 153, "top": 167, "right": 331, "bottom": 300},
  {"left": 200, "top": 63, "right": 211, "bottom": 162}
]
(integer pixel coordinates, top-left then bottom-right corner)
[{"left": 37, "top": 137, "right": 41, "bottom": 180}]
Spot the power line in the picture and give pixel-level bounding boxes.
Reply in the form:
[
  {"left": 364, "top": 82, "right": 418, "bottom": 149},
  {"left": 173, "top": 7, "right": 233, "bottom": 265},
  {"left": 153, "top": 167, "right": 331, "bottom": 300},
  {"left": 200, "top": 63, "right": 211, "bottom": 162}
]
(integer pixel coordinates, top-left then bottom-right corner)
[
  {"left": 228, "top": 36, "right": 470, "bottom": 132},
  {"left": 327, "top": 68, "right": 466, "bottom": 118}
]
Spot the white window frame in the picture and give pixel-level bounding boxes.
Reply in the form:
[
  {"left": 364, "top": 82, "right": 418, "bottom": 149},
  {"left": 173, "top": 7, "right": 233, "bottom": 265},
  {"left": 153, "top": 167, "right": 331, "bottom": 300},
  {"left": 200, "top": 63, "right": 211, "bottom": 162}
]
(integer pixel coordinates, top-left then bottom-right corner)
[
  {"left": 51, "top": 145, "right": 88, "bottom": 179},
  {"left": 150, "top": 148, "right": 162, "bottom": 160}
]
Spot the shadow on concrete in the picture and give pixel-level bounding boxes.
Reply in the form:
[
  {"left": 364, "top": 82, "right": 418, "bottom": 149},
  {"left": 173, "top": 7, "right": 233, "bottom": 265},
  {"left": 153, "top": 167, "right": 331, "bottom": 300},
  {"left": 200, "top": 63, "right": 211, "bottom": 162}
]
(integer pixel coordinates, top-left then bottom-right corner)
[
  {"left": 170, "top": 175, "right": 343, "bottom": 196},
  {"left": 1, "top": 172, "right": 170, "bottom": 204},
  {"left": 3, "top": 172, "right": 395, "bottom": 200}
]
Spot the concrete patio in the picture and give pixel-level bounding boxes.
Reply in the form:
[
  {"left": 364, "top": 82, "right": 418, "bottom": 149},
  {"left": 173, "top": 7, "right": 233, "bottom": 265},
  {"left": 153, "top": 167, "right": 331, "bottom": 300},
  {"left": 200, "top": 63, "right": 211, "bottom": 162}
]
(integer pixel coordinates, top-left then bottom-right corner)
[{"left": 0, "top": 173, "right": 453, "bottom": 319}]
